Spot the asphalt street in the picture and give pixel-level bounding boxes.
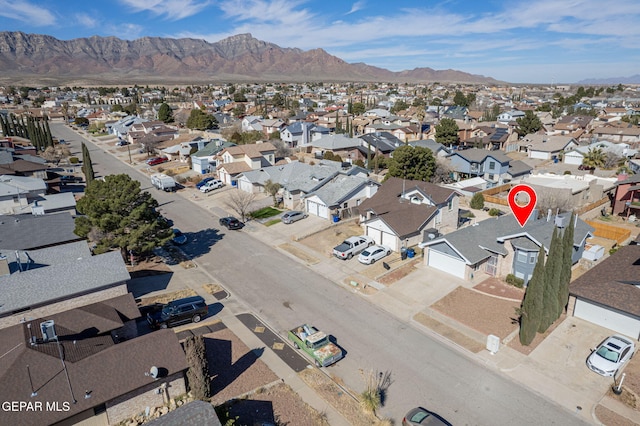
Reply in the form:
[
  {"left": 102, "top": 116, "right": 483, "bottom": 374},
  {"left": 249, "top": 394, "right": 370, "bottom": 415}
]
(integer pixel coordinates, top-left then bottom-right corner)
[{"left": 51, "top": 123, "right": 588, "bottom": 425}]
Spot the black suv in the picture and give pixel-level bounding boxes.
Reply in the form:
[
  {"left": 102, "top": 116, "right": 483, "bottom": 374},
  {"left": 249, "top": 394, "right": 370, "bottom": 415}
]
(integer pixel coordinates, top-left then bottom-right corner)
[
  {"left": 219, "top": 216, "right": 243, "bottom": 230},
  {"left": 147, "top": 296, "right": 208, "bottom": 329}
]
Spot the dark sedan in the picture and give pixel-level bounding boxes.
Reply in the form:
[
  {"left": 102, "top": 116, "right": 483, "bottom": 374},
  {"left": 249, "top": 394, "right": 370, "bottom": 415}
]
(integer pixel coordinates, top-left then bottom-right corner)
[{"left": 219, "top": 216, "right": 243, "bottom": 230}]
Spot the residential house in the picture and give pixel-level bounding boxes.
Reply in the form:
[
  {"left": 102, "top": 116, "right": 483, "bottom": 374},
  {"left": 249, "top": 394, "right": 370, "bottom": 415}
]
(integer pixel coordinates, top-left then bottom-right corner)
[
  {"left": 190, "top": 139, "right": 235, "bottom": 174},
  {"left": 563, "top": 140, "right": 638, "bottom": 166},
  {"left": 0, "top": 175, "right": 48, "bottom": 214},
  {"left": 569, "top": 245, "right": 640, "bottom": 339},
  {"left": 521, "top": 173, "right": 617, "bottom": 210},
  {"left": 236, "top": 160, "right": 367, "bottom": 210},
  {"left": 217, "top": 142, "right": 276, "bottom": 186},
  {"left": 0, "top": 240, "right": 131, "bottom": 330},
  {"left": 303, "top": 174, "right": 379, "bottom": 221},
  {"left": 419, "top": 212, "right": 593, "bottom": 283},
  {"left": 497, "top": 110, "right": 525, "bottom": 124},
  {"left": 553, "top": 115, "right": 594, "bottom": 136},
  {"left": 0, "top": 149, "right": 48, "bottom": 179},
  {"left": 108, "top": 115, "right": 145, "bottom": 140},
  {"left": 351, "top": 132, "right": 402, "bottom": 163},
  {"left": 241, "top": 115, "right": 263, "bottom": 132},
  {"left": 280, "top": 122, "right": 330, "bottom": 148},
  {"left": 260, "top": 118, "right": 286, "bottom": 137},
  {"left": 307, "top": 134, "right": 361, "bottom": 159},
  {"left": 518, "top": 134, "right": 578, "bottom": 161},
  {"left": 0, "top": 295, "right": 188, "bottom": 426},
  {"left": 29, "top": 192, "right": 77, "bottom": 215},
  {"left": 448, "top": 148, "right": 511, "bottom": 186},
  {"left": 612, "top": 174, "right": 640, "bottom": 218},
  {"left": 591, "top": 125, "right": 640, "bottom": 146},
  {"left": 358, "top": 177, "right": 460, "bottom": 252}
]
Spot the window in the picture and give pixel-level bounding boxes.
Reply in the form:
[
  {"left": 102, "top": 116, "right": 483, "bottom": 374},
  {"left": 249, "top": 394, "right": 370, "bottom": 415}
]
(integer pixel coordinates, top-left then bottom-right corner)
[
  {"left": 517, "top": 251, "right": 528, "bottom": 263},
  {"left": 489, "top": 161, "right": 496, "bottom": 170},
  {"left": 529, "top": 253, "right": 537, "bottom": 264},
  {"left": 343, "top": 202, "right": 348, "bottom": 209},
  {"left": 488, "top": 174, "right": 495, "bottom": 181},
  {"left": 448, "top": 198, "right": 453, "bottom": 211}
]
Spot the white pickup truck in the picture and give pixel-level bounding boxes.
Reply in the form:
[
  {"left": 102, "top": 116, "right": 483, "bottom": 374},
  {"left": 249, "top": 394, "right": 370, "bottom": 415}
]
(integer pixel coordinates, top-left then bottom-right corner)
[{"left": 332, "top": 235, "right": 374, "bottom": 260}]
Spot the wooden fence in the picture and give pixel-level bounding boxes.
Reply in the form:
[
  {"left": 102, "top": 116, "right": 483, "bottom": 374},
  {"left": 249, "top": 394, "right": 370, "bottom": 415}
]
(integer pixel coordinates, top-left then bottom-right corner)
[
  {"left": 481, "top": 183, "right": 512, "bottom": 206},
  {"left": 575, "top": 197, "right": 610, "bottom": 215},
  {"left": 586, "top": 220, "right": 631, "bottom": 244}
]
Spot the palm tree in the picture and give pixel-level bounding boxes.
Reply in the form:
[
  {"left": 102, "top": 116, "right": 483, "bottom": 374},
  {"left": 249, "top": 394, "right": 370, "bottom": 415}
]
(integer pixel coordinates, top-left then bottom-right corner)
[
  {"left": 581, "top": 148, "right": 605, "bottom": 172},
  {"left": 414, "top": 107, "right": 426, "bottom": 140}
]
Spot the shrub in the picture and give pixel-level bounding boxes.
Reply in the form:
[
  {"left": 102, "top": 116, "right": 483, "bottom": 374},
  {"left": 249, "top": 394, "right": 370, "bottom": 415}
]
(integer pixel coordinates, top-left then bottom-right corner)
[
  {"left": 69, "top": 157, "right": 79, "bottom": 164},
  {"left": 470, "top": 193, "right": 485, "bottom": 210},
  {"left": 563, "top": 170, "right": 572, "bottom": 175},
  {"left": 165, "top": 169, "right": 176, "bottom": 176},
  {"left": 506, "top": 274, "right": 525, "bottom": 288},
  {"left": 488, "top": 208, "right": 503, "bottom": 216},
  {"left": 176, "top": 176, "right": 187, "bottom": 184}
]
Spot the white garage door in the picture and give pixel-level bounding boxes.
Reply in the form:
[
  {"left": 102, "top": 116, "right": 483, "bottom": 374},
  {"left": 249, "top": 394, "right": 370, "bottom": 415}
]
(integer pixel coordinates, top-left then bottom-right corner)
[
  {"left": 317, "top": 203, "right": 328, "bottom": 219},
  {"left": 574, "top": 299, "right": 640, "bottom": 339},
  {"left": 307, "top": 201, "right": 329, "bottom": 219},
  {"left": 427, "top": 250, "right": 466, "bottom": 279},
  {"left": 381, "top": 232, "right": 396, "bottom": 251},
  {"left": 307, "top": 201, "right": 319, "bottom": 216}
]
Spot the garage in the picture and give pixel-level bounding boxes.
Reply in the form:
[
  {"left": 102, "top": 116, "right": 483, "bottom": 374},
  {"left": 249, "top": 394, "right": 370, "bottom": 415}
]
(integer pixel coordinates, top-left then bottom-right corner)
[
  {"left": 364, "top": 220, "right": 398, "bottom": 251},
  {"left": 427, "top": 248, "right": 466, "bottom": 279},
  {"left": 573, "top": 299, "right": 640, "bottom": 340},
  {"left": 306, "top": 199, "right": 329, "bottom": 219}
]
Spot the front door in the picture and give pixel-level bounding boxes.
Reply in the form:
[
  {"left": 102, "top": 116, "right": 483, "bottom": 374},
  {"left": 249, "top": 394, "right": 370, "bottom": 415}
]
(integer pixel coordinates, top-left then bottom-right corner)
[{"left": 485, "top": 255, "right": 498, "bottom": 276}]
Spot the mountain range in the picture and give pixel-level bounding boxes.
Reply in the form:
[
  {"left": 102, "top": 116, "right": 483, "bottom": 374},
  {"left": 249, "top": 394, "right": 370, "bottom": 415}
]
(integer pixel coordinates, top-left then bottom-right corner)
[{"left": 0, "top": 31, "right": 502, "bottom": 86}]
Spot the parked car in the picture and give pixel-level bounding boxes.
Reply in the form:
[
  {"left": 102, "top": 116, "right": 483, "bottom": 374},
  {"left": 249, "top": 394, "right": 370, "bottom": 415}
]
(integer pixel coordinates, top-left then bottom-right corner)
[
  {"left": 219, "top": 216, "right": 243, "bottom": 230},
  {"left": 59, "top": 174, "right": 82, "bottom": 183},
  {"left": 195, "top": 177, "right": 215, "bottom": 189},
  {"left": 358, "top": 245, "right": 391, "bottom": 265},
  {"left": 282, "top": 210, "right": 308, "bottom": 224},
  {"left": 200, "top": 179, "right": 224, "bottom": 193},
  {"left": 332, "top": 235, "right": 374, "bottom": 260},
  {"left": 146, "top": 296, "right": 208, "bottom": 329},
  {"left": 116, "top": 139, "right": 129, "bottom": 146},
  {"left": 146, "top": 157, "right": 168, "bottom": 166},
  {"left": 586, "top": 335, "right": 635, "bottom": 377},
  {"left": 171, "top": 229, "right": 187, "bottom": 245},
  {"left": 402, "top": 407, "right": 449, "bottom": 426}
]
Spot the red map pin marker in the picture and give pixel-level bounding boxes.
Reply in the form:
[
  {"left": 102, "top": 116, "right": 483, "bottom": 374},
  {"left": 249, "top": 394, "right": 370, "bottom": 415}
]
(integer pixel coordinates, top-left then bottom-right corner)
[{"left": 508, "top": 184, "right": 537, "bottom": 227}]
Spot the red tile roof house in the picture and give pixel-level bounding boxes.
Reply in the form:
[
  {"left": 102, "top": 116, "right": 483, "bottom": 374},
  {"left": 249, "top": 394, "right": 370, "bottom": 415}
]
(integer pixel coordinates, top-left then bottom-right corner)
[
  {"left": 612, "top": 174, "right": 640, "bottom": 219},
  {"left": 0, "top": 295, "right": 188, "bottom": 426},
  {"left": 568, "top": 245, "right": 640, "bottom": 339}
]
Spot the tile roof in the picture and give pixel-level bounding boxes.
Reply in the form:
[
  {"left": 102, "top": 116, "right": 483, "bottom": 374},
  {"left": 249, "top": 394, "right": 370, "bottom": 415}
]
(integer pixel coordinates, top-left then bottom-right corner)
[{"left": 569, "top": 245, "right": 640, "bottom": 317}]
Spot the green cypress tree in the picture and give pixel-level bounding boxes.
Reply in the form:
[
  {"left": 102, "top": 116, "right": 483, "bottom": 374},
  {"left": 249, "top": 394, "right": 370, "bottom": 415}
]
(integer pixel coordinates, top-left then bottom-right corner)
[
  {"left": 558, "top": 214, "right": 575, "bottom": 316},
  {"left": 519, "top": 245, "right": 546, "bottom": 345},
  {"left": 539, "top": 228, "right": 563, "bottom": 332},
  {"left": 44, "top": 118, "right": 54, "bottom": 147},
  {"left": 81, "top": 142, "right": 95, "bottom": 185}
]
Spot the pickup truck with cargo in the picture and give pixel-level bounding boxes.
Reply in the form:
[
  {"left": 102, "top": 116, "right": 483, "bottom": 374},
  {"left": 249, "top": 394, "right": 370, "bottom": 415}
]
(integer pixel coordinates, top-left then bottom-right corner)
[
  {"left": 288, "top": 324, "right": 343, "bottom": 367},
  {"left": 332, "top": 235, "right": 374, "bottom": 260},
  {"left": 151, "top": 173, "right": 176, "bottom": 192}
]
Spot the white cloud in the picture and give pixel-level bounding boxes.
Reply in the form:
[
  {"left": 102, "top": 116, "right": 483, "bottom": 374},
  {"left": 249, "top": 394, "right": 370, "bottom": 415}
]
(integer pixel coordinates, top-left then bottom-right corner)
[
  {"left": 75, "top": 13, "right": 98, "bottom": 29},
  {"left": 118, "top": 0, "right": 212, "bottom": 20},
  {"left": 0, "top": 0, "right": 56, "bottom": 26},
  {"left": 346, "top": 1, "right": 365, "bottom": 15}
]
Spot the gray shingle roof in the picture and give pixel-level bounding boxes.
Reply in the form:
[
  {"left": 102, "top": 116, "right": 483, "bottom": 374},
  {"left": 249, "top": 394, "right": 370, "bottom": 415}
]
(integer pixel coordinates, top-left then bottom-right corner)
[
  {"left": 449, "top": 148, "right": 511, "bottom": 164},
  {"left": 0, "top": 213, "right": 81, "bottom": 250},
  {"left": 0, "top": 242, "right": 131, "bottom": 316},
  {"left": 304, "top": 174, "right": 373, "bottom": 207},
  {"left": 422, "top": 213, "right": 593, "bottom": 264}
]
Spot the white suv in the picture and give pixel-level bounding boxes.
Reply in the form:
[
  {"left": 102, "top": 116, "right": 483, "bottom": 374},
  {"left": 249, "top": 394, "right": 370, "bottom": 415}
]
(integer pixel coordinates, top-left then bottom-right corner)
[{"left": 200, "top": 179, "right": 224, "bottom": 193}]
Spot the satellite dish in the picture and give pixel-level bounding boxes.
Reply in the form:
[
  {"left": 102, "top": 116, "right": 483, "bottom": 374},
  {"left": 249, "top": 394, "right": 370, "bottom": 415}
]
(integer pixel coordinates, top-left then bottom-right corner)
[{"left": 149, "top": 366, "right": 158, "bottom": 379}]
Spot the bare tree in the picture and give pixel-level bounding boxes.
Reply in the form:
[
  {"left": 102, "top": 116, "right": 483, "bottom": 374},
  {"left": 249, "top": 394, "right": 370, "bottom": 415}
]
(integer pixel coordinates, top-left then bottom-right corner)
[
  {"left": 224, "top": 189, "right": 257, "bottom": 221},
  {"left": 535, "top": 190, "right": 574, "bottom": 216},
  {"left": 263, "top": 179, "right": 282, "bottom": 206},
  {"left": 430, "top": 159, "right": 454, "bottom": 184}
]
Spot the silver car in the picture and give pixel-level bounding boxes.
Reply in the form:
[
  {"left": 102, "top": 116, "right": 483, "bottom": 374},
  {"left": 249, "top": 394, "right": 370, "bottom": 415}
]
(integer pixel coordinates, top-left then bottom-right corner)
[
  {"left": 282, "top": 211, "right": 308, "bottom": 224},
  {"left": 587, "top": 335, "right": 635, "bottom": 376}
]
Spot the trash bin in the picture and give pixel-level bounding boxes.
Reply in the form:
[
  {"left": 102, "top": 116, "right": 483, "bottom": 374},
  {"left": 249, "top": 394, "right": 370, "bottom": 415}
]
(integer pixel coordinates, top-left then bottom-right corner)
[
  {"left": 400, "top": 247, "right": 407, "bottom": 260},
  {"left": 407, "top": 248, "right": 415, "bottom": 258},
  {"left": 332, "top": 214, "right": 340, "bottom": 223}
]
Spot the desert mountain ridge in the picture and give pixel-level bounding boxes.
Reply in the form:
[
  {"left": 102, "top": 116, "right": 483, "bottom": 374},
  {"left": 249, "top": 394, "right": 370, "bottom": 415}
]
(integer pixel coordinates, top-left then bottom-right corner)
[{"left": 0, "top": 31, "right": 503, "bottom": 86}]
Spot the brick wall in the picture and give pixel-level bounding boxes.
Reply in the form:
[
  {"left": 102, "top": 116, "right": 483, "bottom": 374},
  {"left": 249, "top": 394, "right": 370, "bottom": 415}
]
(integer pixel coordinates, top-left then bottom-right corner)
[
  {"left": 105, "top": 373, "right": 186, "bottom": 425},
  {"left": 0, "top": 284, "right": 127, "bottom": 330}
]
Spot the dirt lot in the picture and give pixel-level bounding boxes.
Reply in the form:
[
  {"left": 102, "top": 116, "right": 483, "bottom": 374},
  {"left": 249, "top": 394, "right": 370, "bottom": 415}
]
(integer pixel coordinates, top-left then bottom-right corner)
[{"left": 298, "top": 221, "right": 365, "bottom": 257}]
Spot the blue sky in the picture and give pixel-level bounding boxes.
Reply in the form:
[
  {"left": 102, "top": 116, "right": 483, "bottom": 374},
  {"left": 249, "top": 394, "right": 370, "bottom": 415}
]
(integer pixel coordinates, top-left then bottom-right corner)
[{"left": 0, "top": 0, "right": 639, "bottom": 84}]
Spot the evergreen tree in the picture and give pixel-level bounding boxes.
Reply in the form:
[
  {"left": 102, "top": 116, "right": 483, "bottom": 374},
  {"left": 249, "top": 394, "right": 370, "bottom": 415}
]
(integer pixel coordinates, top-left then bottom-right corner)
[
  {"left": 516, "top": 110, "right": 543, "bottom": 137},
  {"left": 539, "top": 228, "right": 563, "bottom": 332},
  {"left": 519, "top": 245, "right": 546, "bottom": 345},
  {"left": 44, "top": 118, "right": 54, "bottom": 148},
  {"left": 386, "top": 145, "right": 436, "bottom": 182},
  {"left": 74, "top": 174, "right": 172, "bottom": 256},
  {"left": 81, "top": 142, "right": 95, "bottom": 184},
  {"left": 558, "top": 215, "right": 575, "bottom": 316},
  {"left": 158, "top": 102, "right": 174, "bottom": 123},
  {"left": 434, "top": 118, "right": 459, "bottom": 147}
]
